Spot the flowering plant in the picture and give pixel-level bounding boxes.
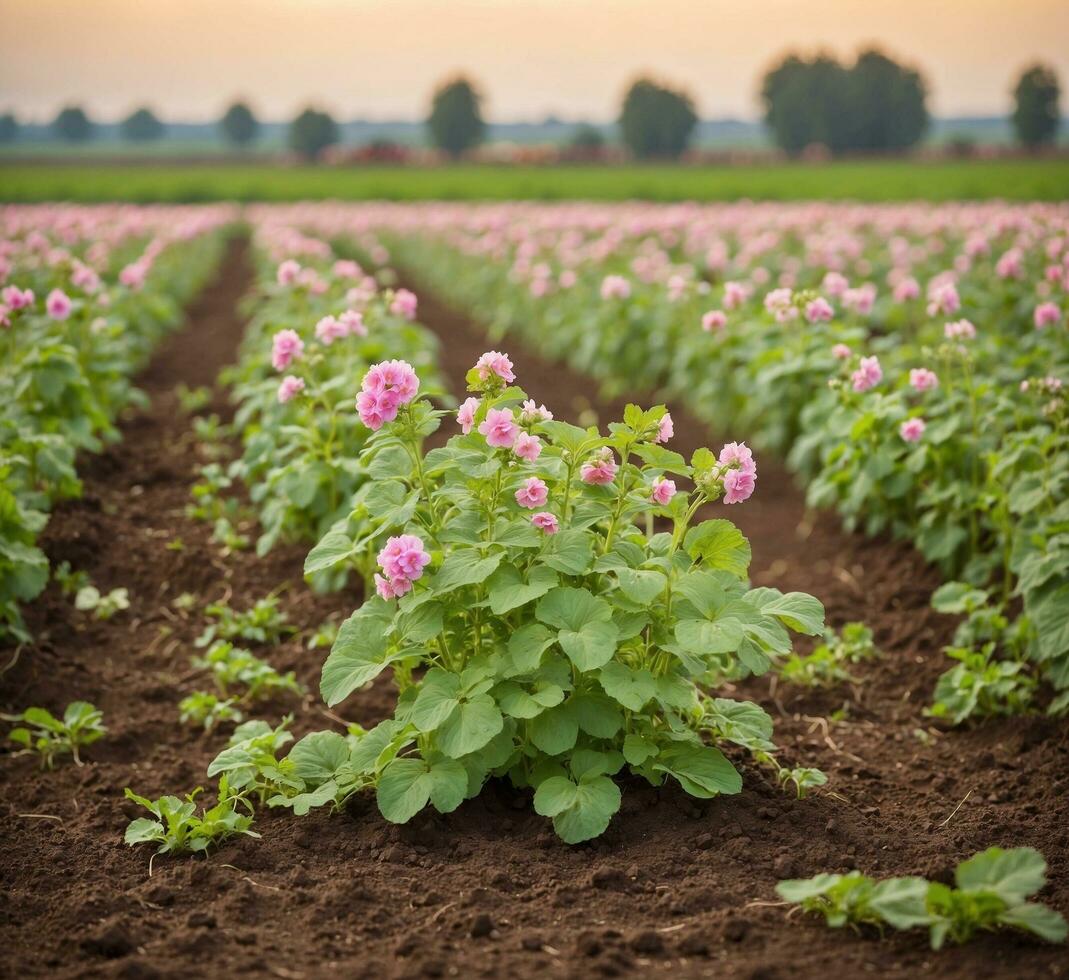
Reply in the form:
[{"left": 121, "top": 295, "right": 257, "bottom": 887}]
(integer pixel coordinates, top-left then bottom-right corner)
[{"left": 294, "top": 355, "right": 824, "bottom": 842}]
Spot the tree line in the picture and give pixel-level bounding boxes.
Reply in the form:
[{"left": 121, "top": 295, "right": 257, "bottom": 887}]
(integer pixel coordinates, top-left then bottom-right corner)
[{"left": 1, "top": 52, "right": 1061, "bottom": 160}]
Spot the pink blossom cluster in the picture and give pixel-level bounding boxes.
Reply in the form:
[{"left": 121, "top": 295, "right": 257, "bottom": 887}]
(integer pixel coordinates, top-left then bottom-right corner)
[
  {"left": 717, "top": 441, "right": 757, "bottom": 505},
  {"left": 356, "top": 359, "right": 420, "bottom": 430},
  {"left": 375, "top": 534, "right": 432, "bottom": 599},
  {"left": 475, "top": 350, "right": 515, "bottom": 385},
  {"left": 851, "top": 355, "right": 883, "bottom": 393},
  {"left": 271, "top": 329, "right": 305, "bottom": 371},
  {"left": 580, "top": 447, "right": 618, "bottom": 485}
]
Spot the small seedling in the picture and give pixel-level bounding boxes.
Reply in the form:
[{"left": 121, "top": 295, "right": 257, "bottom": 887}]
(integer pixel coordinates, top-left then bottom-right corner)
[
  {"left": 7, "top": 701, "right": 106, "bottom": 768},
  {"left": 779, "top": 622, "right": 879, "bottom": 687},
  {"left": 196, "top": 595, "right": 294, "bottom": 648},
  {"left": 75, "top": 585, "right": 130, "bottom": 620},
  {"left": 175, "top": 384, "right": 212, "bottom": 415},
  {"left": 123, "top": 779, "right": 259, "bottom": 855},
  {"left": 777, "top": 847, "right": 1067, "bottom": 949},
  {"left": 207, "top": 717, "right": 302, "bottom": 805},
  {"left": 192, "top": 640, "right": 302, "bottom": 701},
  {"left": 53, "top": 560, "right": 89, "bottom": 597},
  {"left": 178, "top": 691, "right": 244, "bottom": 732}
]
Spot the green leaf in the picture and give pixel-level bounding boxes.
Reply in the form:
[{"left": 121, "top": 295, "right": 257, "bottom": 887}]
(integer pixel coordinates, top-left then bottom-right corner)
[
  {"left": 320, "top": 608, "right": 402, "bottom": 706},
  {"left": 504, "top": 623, "right": 555, "bottom": 675},
  {"left": 571, "top": 693, "right": 623, "bottom": 738},
  {"left": 376, "top": 756, "right": 468, "bottom": 823},
  {"left": 287, "top": 731, "right": 349, "bottom": 786},
  {"left": 431, "top": 550, "right": 502, "bottom": 594},
  {"left": 529, "top": 703, "right": 579, "bottom": 755},
  {"left": 486, "top": 563, "right": 558, "bottom": 615},
  {"left": 540, "top": 528, "right": 595, "bottom": 576},
  {"left": 436, "top": 695, "right": 504, "bottom": 759},
  {"left": 615, "top": 567, "right": 667, "bottom": 605},
  {"left": 411, "top": 669, "right": 462, "bottom": 732},
  {"left": 536, "top": 587, "right": 618, "bottom": 671},
  {"left": 304, "top": 530, "right": 355, "bottom": 576},
  {"left": 496, "top": 681, "right": 565, "bottom": 719},
  {"left": 534, "top": 774, "right": 621, "bottom": 844},
  {"left": 622, "top": 733, "right": 658, "bottom": 766},
  {"left": 748, "top": 589, "right": 825, "bottom": 635},
  {"left": 1000, "top": 903, "right": 1068, "bottom": 943},
  {"left": 868, "top": 877, "right": 932, "bottom": 930},
  {"left": 394, "top": 602, "right": 444, "bottom": 644},
  {"left": 684, "top": 519, "right": 751, "bottom": 578},
  {"left": 654, "top": 743, "right": 742, "bottom": 798},
  {"left": 598, "top": 662, "right": 656, "bottom": 711},
  {"left": 674, "top": 617, "right": 744, "bottom": 655},
  {"left": 955, "top": 846, "right": 1048, "bottom": 904}
]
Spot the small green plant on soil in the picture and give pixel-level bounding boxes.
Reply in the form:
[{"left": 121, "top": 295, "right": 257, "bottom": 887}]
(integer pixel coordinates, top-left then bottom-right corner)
[
  {"left": 187, "top": 463, "right": 245, "bottom": 524},
  {"left": 178, "top": 691, "right": 244, "bottom": 732},
  {"left": 74, "top": 585, "right": 130, "bottom": 620},
  {"left": 174, "top": 383, "right": 212, "bottom": 415},
  {"left": 192, "top": 640, "right": 302, "bottom": 701},
  {"left": 288, "top": 355, "right": 825, "bottom": 842},
  {"left": 306, "top": 618, "right": 340, "bottom": 651},
  {"left": 123, "top": 779, "right": 258, "bottom": 855},
  {"left": 53, "top": 560, "right": 89, "bottom": 597},
  {"left": 779, "top": 622, "right": 879, "bottom": 687},
  {"left": 206, "top": 718, "right": 304, "bottom": 805},
  {"left": 928, "top": 582, "right": 1039, "bottom": 723},
  {"left": 777, "top": 847, "right": 1067, "bottom": 949},
  {"left": 196, "top": 595, "right": 294, "bottom": 648},
  {"left": 6, "top": 701, "right": 106, "bottom": 768}
]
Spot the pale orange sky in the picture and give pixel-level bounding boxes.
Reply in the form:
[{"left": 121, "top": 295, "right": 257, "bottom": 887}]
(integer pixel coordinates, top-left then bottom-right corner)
[{"left": 2, "top": 0, "right": 1068, "bottom": 121}]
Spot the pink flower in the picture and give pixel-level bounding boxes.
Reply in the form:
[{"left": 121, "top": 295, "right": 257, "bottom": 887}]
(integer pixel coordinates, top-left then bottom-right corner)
[
  {"left": 356, "top": 360, "right": 419, "bottom": 429},
  {"left": 277, "top": 375, "right": 305, "bottom": 404},
  {"left": 600, "top": 275, "right": 631, "bottom": 300},
  {"left": 651, "top": 477, "right": 676, "bottom": 506},
  {"left": 805, "top": 297, "right": 834, "bottom": 323},
  {"left": 927, "top": 282, "right": 960, "bottom": 317},
  {"left": 46, "top": 289, "right": 72, "bottom": 321},
  {"left": 1035, "top": 302, "right": 1061, "bottom": 329},
  {"left": 272, "top": 330, "right": 304, "bottom": 371},
  {"left": 374, "top": 573, "right": 411, "bottom": 600},
  {"left": 475, "top": 350, "right": 516, "bottom": 384},
  {"left": 832, "top": 343, "right": 852, "bottom": 360},
  {"left": 377, "top": 534, "right": 431, "bottom": 584},
  {"left": 944, "top": 319, "right": 976, "bottom": 341},
  {"left": 457, "top": 396, "right": 480, "bottom": 434},
  {"left": 702, "top": 310, "right": 727, "bottom": 332},
  {"left": 655, "top": 412, "right": 674, "bottom": 444},
  {"left": 276, "top": 260, "right": 301, "bottom": 285},
  {"left": 723, "top": 469, "right": 756, "bottom": 505},
  {"left": 842, "top": 284, "right": 876, "bottom": 315},
  {"left": 333, "top": 259, "right": 361, "bottom": 279},
  {"left": 851, "top": 355, "right": 883, "bottom": 393},
  {"left": 719, "top": 441, "right": 757, "bottom": 477},
  {"left": 531, "top": 512, "right": 559, "bottom": 534},
  {"left": 580, "top": 449, "right": 618, "bottom": 486},
  {"left": 356, "top": 389, "right": 400, "bottom": 430},
  {"left": 893, "top": 277, "right": 920, "bottom": 302},
  {"left": 900, "top": 418, "right": 926, "bottom": 442},
  {"left": 0, "top": 305, "right": 10, "bottom": 329},
  {"left": 315, "top": 315, "right": 348, "bottom": 346},
  {"left": 120, "top": 261, "right": 149, "bottom": 291},
  {"left": 390, "top": 288, "right": 417, "bottom": 320},
  {"left": 478, "top": 407, "right": 519, "bottom": 448},
  {"left": 515, "top": 477, "right": 549, "bottom": 509},
  {"left": 513, "top": 432, "right": 542, "bottom": 462},
  {"left": 723, "top": 281, "right": 750, "bottom": 310},
  {"left": 520, "top": 399, "right": 553, "bottom": 423},
  {"left": 909, "top": 368, "right": 939, "bottom": 392},
  {"left": 2, "top": 286, "right": 33, "bottom": 310},
  {"left": 340, "top": 309, "right": 368, "bottom": 337},
  {"left": 764, "top": 288, "right": 795, "bottom": 320}
]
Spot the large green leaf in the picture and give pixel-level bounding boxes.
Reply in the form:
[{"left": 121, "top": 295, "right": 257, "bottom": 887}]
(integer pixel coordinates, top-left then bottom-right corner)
[
  {"left": 684, "top": 519, "right": 751, "bottom": 578},
  {"left": 536, "top": 587, "right": 618, "bottom": 671},
  {"left": 529, "top": 702, "right": 579, "bottom": 755},
  {"left": 598, "top": 662, "right": 656, "bottom": 711},
  {"left": 955, "top": 846, "right": 1048, "bottom": 904},
  {"left": 654, "top": 743, "right": 742, "bottom": 798},
  {"left": 376, "top": 756, "right": 468, "bottom": 823},
  {"left": 287, "top": 731, "right": 350, "bottom": 786},
  {"left": 436, "top": 695, "right": 504, "bottom": 758},
  {"left": 533, "top": 773, "right": 621, "bottom": 844},
  {"left": 486, "top": 563, "right": 558, "bottom": 615},
  {"left": 615, "top": 567, "right": 667, "bottom": 604},
  {"left": 431, "top": 550, "right": 502, "bottom": 594},
  {"left": 320, "top": 608, "right": 402, "bottom": 706},
  {"left": 747, "top": 588, "right": 825, "bottom": 635},
  {"left": 303, "top": 530, "right": 355, "bottom": 576}
]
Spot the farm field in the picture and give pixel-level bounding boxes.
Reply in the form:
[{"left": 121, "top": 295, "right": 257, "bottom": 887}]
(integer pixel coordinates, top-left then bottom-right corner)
[
  {"left": 1, "top": 200, "right": 1068, "bottom": 979},
  {"left": 1, "top": 157, "right": 1069, "bottom": 203}
]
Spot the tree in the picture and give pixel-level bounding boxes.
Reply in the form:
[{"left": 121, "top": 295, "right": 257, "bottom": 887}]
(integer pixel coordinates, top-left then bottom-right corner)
[
  {"left": 289, "top": 107, "right": 338, "bottom": 161},
  {"left": 618, "top": 78, "right": 698, "bottom": 160},
  {"left": 120, "top": 107, "right": 165, "bottom": 142},
  {"left": 760, "top": 48, "right": 928, "bottom": 156},
  {"left": 1012, "top": 64, "right": 1061, "bottom": 149},
  {"left": 427, "top": 77, "right": 485, "bottom": 158},
  {"left": 0, "top": 113, "right": 18, "bottom": 144},
  {"left": 220, "top": 102, "right": 259, "bottom": 148},
  {"left": 845, "top": 48, "right": 928, "bottom": 152},
  {"left": 52, "top": 105, "right": 93, "bottom": 143},
  {"left": 569, "top": 124, "right": 605, "bottom": 151}
]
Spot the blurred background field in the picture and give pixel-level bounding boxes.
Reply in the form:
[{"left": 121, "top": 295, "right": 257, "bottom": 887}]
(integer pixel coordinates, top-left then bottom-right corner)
[{"left": 3, "top": 158, "right": 1068, "bottom": 203}]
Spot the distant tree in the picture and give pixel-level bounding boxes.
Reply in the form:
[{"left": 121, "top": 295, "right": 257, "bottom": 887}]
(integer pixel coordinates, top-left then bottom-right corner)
[
  {"left": 289, "top": 107, "right": 338, "bottom": 161},
  {"left": 120, "top": 107, "right": 165, "bottom": 142},
  {"left": 845, "top": 48, "right": 928, "bottom": 152},
  {"left": 427, "top": 77, "right": 485, "bottom": 158},
  {"left": 618, "top": 78, "right": 698, "bottom": 160},
  {"left": 52, "top": 105, "right": 93, "bottom": 143},
  {"left": 220, "top": 101, "right": 259, "bottom": 148},
  {"left": 0, "top": 113, "right": 18, "bottom": 144},
  {"left": 569, "top": 123, "right": 605, "bottom": 151},
  {"left": 1012, "top": 64, "right": 1061, "bottom": 149},
  {"left": 761, "top": 48, "right": 927, "bottom": 156}
]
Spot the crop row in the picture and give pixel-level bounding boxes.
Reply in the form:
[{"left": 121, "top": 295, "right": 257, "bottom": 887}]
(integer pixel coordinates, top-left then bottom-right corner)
[{"left": 0, "top": 204, "right": 235, "bottom": 640}]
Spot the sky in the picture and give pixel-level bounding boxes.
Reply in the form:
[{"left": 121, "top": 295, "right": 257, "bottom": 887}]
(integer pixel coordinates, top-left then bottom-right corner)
[{"left": 2, "top": 0, "right": 1068, "bottom": 122}]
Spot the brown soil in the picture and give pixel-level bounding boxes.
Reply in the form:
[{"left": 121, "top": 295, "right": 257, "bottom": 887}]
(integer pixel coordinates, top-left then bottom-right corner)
[{"left": 1, "top": 242, "right": 1066, "bottom": 980}]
